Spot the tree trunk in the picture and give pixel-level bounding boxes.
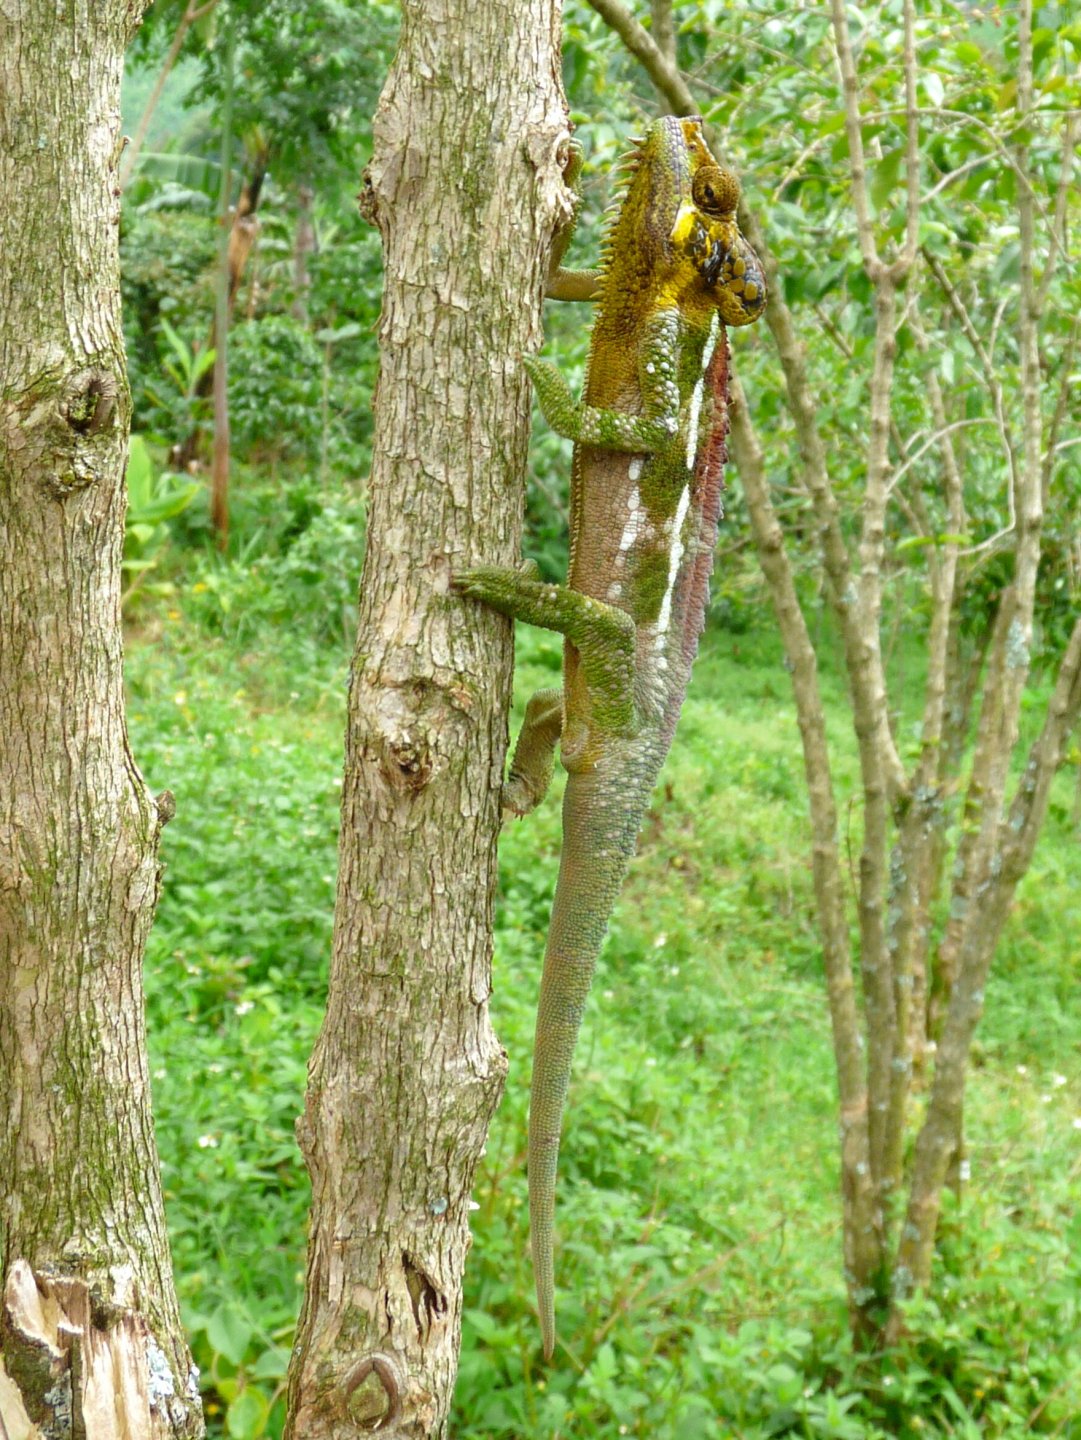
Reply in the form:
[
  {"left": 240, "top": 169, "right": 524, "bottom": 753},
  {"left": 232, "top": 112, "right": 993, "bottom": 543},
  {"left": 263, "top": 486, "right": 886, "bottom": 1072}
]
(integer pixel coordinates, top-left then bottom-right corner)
[
  {"left": 0, "top": 4, "right": 203, "bottom": 1438},
  {"left": 292, "top": 182, "right": 316, "bottom": 326},
  {"left": 209, "top": 15, "right": 234, "bottom": 544},
  {"left": 285, "top": 2, "right": 568, "bottom": 1435}
]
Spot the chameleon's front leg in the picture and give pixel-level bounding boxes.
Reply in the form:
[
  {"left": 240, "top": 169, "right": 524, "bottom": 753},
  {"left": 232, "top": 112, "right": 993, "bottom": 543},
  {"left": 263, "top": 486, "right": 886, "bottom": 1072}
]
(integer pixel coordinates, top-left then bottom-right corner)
[
  {"left": 451, "top": 565, "right": 636, "bottom": 733},
  {"left": 524, "top": 308, "right": 682, "bottom": 451},
  {"left": 546, "top": 140, "right": 602, "bottom": 304}
]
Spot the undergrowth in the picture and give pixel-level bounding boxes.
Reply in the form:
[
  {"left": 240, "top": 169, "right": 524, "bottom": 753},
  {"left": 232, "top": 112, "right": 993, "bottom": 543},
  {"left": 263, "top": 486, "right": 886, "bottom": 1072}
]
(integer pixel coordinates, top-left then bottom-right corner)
[{"left": 127, "top": 579, "right": 1080, "bottom": 1440}]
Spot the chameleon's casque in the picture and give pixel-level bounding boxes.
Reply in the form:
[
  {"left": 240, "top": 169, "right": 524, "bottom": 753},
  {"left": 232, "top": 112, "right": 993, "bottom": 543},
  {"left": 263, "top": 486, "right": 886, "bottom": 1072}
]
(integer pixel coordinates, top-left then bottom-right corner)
[{"left": 454, "top": 116, "right": 765, "bottom": 1358}]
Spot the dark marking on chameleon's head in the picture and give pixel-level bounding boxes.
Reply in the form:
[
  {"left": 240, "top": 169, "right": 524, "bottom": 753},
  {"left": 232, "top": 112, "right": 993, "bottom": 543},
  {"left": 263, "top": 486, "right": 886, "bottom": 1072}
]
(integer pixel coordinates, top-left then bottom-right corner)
[{"left": 668, "top": 121, "right": 768, "bottom": 326}]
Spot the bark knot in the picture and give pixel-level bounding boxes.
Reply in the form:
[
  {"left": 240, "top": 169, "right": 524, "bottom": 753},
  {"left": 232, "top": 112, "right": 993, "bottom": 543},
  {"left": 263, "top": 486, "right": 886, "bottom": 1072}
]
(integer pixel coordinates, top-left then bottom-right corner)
[
  {"left": 343, "top": 1351, "right": 402, "bottom": 1431},
  {"left": 381, "top": 733, "right": 433, "bottom": 792},
  {"left": 63, "top": 372, "right": 117, "bottom": 438}
]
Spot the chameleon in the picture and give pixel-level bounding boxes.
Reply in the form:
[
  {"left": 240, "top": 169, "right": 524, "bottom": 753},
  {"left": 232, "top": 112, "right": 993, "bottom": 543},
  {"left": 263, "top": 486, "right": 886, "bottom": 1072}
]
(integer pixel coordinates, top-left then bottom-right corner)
[{"left": 453, "top": 116, "right": 766, "bottom": 1359}]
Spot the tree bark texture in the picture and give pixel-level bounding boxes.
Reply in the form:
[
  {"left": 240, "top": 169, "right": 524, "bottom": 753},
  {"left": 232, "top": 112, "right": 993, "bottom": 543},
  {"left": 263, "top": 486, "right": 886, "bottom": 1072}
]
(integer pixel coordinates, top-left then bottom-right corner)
[
  {"left": 285, "top": 3, "right": 568, "bottom": 1436},
  {"left": 0, "top": 3, "right": 203, "bottom": 1437}
]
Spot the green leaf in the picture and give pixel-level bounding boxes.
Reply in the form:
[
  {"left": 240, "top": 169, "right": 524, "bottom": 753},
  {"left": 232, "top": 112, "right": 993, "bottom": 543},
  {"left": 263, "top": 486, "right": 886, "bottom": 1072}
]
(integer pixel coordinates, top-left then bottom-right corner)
[
  {"left": 206, "top": 1305, "right": 253, "bottom": 1367},
  {"left": 129, "top": 481, "right": 200, "bottom": 527},
  {"left": 922, "top": 71, "right": 945, "bottom": 107},
  {"left": 126, "top": 435, "right": 153, "bottom": 509},
  {"left": 871, "top": 150, "right": 903, "bottom": 211},
  {"left": 159, "top": 316, "right": 194, "bottom": 373},
  {"left": 193, "top": 347, "right": 218, "bottom": 385},
  {"left": 227, "top": 1387, "right": 269, "bottom": 1440},
  {"left": 249, "top": 1347, "right": 291, "bottom": 1381}
]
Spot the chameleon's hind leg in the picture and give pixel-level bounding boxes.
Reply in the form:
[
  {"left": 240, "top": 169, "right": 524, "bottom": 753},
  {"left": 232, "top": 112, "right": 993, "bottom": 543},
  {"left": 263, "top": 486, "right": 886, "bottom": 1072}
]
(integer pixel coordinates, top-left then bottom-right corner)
[
  {"left": 452, "top": 566, "right": 636, "bottom": 732},
  {"left": 504, "top": 688, "right": 563, "bottom": 817}
]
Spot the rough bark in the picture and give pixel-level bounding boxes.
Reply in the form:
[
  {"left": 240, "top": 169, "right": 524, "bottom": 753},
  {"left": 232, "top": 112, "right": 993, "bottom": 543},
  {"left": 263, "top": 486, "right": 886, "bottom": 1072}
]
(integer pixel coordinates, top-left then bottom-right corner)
[
  {"left": 284, "top": 3, "right": 568, "bottom": 1436},
  {"left": 0, "top": 3, "right": 203, "bottom": 1437}
]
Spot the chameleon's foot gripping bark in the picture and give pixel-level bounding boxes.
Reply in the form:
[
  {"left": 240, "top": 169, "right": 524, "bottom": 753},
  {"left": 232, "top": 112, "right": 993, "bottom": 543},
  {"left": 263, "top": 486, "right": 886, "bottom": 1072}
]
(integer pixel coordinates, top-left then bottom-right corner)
[{"left": 452, "top": 565, "right": 637, "bottom": 733}]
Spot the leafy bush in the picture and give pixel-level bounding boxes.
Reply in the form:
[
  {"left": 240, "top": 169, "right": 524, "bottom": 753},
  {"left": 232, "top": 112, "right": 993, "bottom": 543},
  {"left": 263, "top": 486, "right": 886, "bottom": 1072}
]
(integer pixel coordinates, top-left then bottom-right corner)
[
  {"left": 228, "top": 315, "right": 324, "bottom": 464},
  {"left": 160, "top": 472, "right": 366, "bottom": 648},
  {"left": 124, "top": 435, "right": 200, "bottom": 604},
  {"left": 121, "top": 206, "right": 218, "bottom": 429}
]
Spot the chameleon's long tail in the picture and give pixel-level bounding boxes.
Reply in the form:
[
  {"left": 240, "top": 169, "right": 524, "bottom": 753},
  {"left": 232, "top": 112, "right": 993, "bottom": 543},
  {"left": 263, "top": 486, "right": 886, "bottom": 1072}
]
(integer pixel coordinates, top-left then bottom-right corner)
[{"left": 529, "top": 749, "right": 660, "bottom": 1358}]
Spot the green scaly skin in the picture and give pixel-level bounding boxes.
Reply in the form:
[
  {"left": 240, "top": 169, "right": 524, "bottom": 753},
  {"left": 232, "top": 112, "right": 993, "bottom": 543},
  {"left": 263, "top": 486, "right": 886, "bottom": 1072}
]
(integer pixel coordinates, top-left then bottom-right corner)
[{"left": 454, "top": 117, "right": 766, "bottom": 1359}]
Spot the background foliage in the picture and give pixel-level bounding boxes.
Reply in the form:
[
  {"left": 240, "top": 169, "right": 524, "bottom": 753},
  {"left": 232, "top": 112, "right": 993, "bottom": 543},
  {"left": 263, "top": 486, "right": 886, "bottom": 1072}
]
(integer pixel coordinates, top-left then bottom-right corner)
[{"left": 119, "top": 0, "right": 1079, "bottom": 1434}]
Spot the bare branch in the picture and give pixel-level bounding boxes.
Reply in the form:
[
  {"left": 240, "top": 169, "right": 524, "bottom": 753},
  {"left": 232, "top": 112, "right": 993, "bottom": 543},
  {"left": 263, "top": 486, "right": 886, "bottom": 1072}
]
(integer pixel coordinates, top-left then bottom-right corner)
[
  {"left": 120, "top": 0, "right": 221, "bottom": 187},
  {"left": 1042, "top": 318, "right": 1081, "bottom": 502},
  {"left": 855, "top": 280, "right": 902, "bottom": 1190},
  {"left": 920, "top": 153, "right": 992, "bottom": 207},
  {"left": 898, "top": 617, "right": 1081, "bottom": 1293},
  {"left": 1036, "top": 108, "right": 1079, "bottom": 315},
  {"left": 893, "top": 0, "right": 920, "bottom": 278},
  {"left": 728, "top": 381, "right": 884, "bottom": 1294},
  {"left": 585, "top": 0, "right": 696, "bottom": 115},
  {"left": 897, "top": 0, "right": 1049, "bottom": 1294},
  {"left": 885, "top": 418, "right": 992, "bottom": 500},
  {"left": 922, "top": 247, "right": 1019, "bottom": 533},
  {"left": 829, "top": 0, "right": 881, "bottom": 277},
  {"left": 883, "top": 320, "right": 967, "bottom": 1167},
  {"left": 650, "top": 0, "right": 676, "bottom": 70}
]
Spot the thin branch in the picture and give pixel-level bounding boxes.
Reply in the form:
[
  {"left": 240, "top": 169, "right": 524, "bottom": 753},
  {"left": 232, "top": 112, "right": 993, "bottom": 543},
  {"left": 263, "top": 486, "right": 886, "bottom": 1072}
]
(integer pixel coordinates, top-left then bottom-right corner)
[
  {"left": 728, "top": 380, "right": 884, "bottom": 1295},
  {"left": 922, "top": 247, "right": 1019, "bottom": 536},
  {"left": 1036, "top": 107, "right": 1079, "bottom": 315},
  {"left": 813, "top": 304, "right": 854, "bottom": 361},
  {"left": 897, "top": 0, "right": 1049, "bottom": 1296},
  {"left": 894, "top": 0, "right": 920, "bottom": 278},
  {"left": 828, "top": 0, "right": 922, "bottom": 1193},
  {"left": 1042, "top": 318, "right": 1081, "bottom": 502},
  {"left": 120, "top": 0, "right": 220, "bottom": 187},
  {"left": 829, "top": 0, "right": 881, "bottom": 276},
  {"left": 898, "top": 617, "right": 1081, "bottom": 1294},
  {"left": 650, "top": 0, "right": 677, "bottom": 70},
  {"left": 585, "top": 0, "right": 696, "bottom": 114},
  {"left": 885, "top": 418, "right": 992, "bottom": 500},
  {"left": 884, "top": 317, "right": 967, "bottom": 1149},
  {"left": 920, "top": 153, "right": 992, "bottom": 207}
]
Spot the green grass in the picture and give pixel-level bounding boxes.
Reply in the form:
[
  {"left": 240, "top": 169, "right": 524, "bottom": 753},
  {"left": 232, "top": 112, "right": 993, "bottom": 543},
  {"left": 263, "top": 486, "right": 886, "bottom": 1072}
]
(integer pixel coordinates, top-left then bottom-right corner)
[{"left": 127, "top": 603, "right": 1081, "bottom": 1440}]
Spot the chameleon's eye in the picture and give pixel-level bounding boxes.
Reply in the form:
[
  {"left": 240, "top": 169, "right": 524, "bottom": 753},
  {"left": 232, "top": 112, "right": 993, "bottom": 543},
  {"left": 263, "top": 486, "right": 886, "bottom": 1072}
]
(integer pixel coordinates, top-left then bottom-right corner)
[{"left": 692, "top": 165, "right": 740, "bottom": 217}]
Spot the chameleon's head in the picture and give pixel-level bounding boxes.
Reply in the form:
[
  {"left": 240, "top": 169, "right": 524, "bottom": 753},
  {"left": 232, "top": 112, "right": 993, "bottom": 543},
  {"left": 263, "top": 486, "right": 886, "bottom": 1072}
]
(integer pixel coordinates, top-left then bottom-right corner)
[{"left": 616, "top": 116, "right": 767, "bottom": 328}]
